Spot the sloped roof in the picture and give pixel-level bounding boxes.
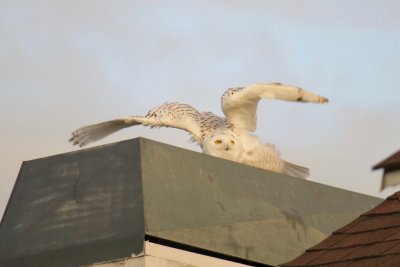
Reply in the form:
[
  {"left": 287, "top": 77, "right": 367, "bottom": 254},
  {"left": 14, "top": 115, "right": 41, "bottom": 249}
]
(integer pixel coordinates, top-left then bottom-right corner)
[
  {"left": 373, "top": 150, "right": 400, "bottom": 171},
  {"left": 281, "top": 192, "right": 400, "bottom": 267}
]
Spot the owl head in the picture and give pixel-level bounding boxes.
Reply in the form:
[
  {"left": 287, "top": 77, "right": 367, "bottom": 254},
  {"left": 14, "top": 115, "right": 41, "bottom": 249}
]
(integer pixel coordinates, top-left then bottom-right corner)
[{"left": 202, "top": 130, "right": 242, "bottom": 161}]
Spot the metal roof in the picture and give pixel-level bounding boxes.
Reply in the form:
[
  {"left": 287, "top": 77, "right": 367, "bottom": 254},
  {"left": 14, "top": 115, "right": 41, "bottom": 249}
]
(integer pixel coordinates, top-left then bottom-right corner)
[
  {"left": 0, "top": 138, "right": 382, "bottom": 266},
  {"left": 282, "top": 192, "right": 400, "bottom": 267}
]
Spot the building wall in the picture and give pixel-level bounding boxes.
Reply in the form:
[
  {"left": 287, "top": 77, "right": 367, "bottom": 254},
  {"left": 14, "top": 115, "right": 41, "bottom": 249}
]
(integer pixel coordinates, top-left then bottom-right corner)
[{"left": 382, "top": 169, "right": 400, "bottom": 189}]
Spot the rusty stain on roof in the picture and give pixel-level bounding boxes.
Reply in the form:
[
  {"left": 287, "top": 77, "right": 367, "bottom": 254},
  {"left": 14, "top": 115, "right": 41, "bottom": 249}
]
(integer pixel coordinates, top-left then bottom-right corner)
[{"left": 281, "top": 192, "right": 400, "bottom": 267}]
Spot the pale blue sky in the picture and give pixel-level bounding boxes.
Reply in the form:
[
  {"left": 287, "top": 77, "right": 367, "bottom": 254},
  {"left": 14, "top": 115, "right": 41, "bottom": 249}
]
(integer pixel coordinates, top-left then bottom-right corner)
[{"left": 1, "top": 0, "right": 400, "bottom": 217}]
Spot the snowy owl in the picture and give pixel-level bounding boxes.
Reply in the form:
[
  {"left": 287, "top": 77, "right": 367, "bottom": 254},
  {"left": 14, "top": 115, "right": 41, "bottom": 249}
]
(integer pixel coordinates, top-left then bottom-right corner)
[{"left": 69, "top": 83, "right": 328, "bottom": 178}]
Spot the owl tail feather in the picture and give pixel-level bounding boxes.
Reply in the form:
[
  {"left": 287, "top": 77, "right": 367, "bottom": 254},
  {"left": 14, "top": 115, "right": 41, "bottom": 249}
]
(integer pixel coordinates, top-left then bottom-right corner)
[
  {"left": 69, "top": 118, "right": 140, "bottom": 147},
  {"left": 282, "top": 161, "right": 310, "bottom": 179}
]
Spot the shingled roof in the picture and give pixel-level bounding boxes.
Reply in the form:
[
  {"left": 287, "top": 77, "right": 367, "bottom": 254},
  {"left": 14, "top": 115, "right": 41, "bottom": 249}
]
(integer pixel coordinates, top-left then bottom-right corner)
[
  {"left": 281, "top": 192, "right": 400, "bottom": 267},
  {"left": 373, "top": 150, "right": 400, "bottom": 171}
]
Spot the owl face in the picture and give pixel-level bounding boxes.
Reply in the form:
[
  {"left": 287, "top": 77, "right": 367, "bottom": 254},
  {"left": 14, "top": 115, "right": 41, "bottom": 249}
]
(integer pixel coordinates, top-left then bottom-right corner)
[{"left": 202, "top": 131, "right": 242, "bottom": 161}]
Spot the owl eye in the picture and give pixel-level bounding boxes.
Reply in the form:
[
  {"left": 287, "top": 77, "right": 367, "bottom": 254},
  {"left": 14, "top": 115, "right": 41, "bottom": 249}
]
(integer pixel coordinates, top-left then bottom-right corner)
[
  {"left": 230, "top": 140, "right": 235, "bottom": 145},
  {"left": 214, "top": 140, "right": 222, "bottom": 144}
]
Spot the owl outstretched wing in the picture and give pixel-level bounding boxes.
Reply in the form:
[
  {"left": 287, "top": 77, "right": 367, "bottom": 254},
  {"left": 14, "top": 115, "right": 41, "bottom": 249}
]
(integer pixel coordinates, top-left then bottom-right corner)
[
  {"left": 69, "top": 102, "right": 206, "bottom": 147},
  {"left": 221, "top": 83, "right": 328, "bottom": 131}
]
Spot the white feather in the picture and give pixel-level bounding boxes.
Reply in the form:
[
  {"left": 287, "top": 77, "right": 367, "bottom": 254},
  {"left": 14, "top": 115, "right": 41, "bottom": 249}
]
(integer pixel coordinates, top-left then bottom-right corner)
[
  {"left": 69, "top": 83, "right": 328, "bottom": 179},
  {"left": 221, "top": 83, "right": 328, "bottom": 132}
]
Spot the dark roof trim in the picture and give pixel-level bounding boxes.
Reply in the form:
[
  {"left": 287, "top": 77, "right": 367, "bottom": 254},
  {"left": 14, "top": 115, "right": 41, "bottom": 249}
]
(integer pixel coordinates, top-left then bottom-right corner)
[{"left": 373, "top": 150, "right": 400, "bottom": 170}]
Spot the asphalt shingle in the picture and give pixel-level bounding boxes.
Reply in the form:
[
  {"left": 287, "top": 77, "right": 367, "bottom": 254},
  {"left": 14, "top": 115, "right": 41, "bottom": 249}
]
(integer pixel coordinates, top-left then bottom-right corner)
[{"left": 281, "top": 192, "right": 400, "bottom": 267}]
